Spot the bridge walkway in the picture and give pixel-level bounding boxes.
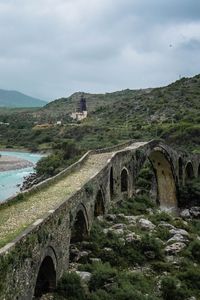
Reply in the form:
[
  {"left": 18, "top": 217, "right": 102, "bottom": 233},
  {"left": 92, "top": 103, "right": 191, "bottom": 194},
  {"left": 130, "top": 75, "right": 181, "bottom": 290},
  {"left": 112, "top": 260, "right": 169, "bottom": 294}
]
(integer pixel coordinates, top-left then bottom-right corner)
[{"left": 0, "top": 142, "right": 146, "bottom": 247}]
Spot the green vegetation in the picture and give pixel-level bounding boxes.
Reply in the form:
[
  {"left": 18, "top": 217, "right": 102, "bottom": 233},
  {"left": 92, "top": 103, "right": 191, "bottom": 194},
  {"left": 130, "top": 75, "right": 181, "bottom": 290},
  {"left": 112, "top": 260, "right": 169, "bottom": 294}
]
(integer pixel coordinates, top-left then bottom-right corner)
[
  {"left": 51, "top": 166, "right": 200, "bottom": 300},
  {"left": 179, "top": 178, "right": 200, "bottom": 207},
  {"left": 56, "top": 272, "right": 86, "bottom": 300},
  {"left": 0, "top": 74, "right": 199, "bottom": 180},
  {"left": 0, "top": 77, "right": 199, "bottom": 153},
  {"left": 51, "top": 192, "right": 200, "bottom": 300},
  {"left": 35, "top": 140, "right": 82, "bottom": 177}
]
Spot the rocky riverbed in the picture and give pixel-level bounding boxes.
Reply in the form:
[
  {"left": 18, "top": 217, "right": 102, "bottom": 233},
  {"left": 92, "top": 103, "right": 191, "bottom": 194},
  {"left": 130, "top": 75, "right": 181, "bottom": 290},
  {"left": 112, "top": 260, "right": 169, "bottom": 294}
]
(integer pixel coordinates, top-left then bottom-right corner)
[{"left": 0, "top": 155, "right": 34, "bottom": 171}]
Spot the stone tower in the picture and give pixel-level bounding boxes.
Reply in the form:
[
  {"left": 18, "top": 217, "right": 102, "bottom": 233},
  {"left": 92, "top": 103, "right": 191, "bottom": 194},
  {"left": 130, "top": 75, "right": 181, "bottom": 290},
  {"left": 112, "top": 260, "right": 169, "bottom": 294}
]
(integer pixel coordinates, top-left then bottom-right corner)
[{"left": 77, "top": 94, "right": 87, "bottom": 113}]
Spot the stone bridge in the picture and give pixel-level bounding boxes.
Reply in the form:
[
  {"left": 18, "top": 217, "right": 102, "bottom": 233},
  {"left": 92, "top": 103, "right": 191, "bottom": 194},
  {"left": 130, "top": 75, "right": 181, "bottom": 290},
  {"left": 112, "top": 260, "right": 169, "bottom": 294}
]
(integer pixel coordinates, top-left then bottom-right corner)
[{"left": 0, "top": 140, "right": 199, "bottom": 299}]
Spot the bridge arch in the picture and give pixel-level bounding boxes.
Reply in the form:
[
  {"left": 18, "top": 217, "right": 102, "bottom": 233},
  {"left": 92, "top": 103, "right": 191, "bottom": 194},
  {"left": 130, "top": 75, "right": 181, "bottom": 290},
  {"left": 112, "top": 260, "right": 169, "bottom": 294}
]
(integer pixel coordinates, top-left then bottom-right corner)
[
  {"left": 109, "top": 167, "right": 114, "bottom": 199},
  {"left": 143, "top": 146, "right": 177, "bottom": 209},
  {"left": 185, "top": 161, "right": 194, "bottom": 181},
  {"left": 121, "top": 167, "right": 129, "bottom": 193},
  {"left": 34, "top": 247, "right": 57, "bottom": 298},
  {"left": 178, "top": 157, "right": 183, "bottom": 184},
  {"left": 70, "top": 204, "right": 89, "bottom": 243},
  {"left": 94, "top": 189, "right": 105, "bottom": 217}
]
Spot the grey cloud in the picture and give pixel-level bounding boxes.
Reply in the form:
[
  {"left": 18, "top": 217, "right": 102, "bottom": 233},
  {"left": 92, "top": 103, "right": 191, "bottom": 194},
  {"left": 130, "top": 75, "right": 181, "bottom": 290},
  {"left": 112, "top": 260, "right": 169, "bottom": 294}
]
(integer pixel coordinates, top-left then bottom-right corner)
[{"left": 0, "top": 0, "right": 200, "bottom": 100}]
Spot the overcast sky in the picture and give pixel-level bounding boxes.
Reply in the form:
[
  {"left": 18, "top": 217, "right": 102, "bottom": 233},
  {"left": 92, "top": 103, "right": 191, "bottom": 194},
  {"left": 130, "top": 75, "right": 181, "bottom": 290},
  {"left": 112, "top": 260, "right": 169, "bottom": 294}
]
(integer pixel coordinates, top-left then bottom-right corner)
[{"left": 0, "top": 0, "right": 200, "bottom": 100}]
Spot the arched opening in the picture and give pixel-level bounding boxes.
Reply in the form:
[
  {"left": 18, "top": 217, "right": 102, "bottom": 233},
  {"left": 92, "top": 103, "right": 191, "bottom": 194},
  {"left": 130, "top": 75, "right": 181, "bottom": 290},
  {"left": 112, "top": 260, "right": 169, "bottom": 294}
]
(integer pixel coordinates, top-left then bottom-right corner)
[
  {"left": 34, "top": 256, "right": 56, "bottom": 298},
  {"left": 148, "top": 149, "right": 177, "bottom": 209},
  {"left": 110, "top": 167, "right": 114, "bottom": 199},
  {"left": 70, "top": 209, "right": 88, "bottom": 244},
  {"left": 94, "top": 190, "right": 105, "bottom": 217},
  {"left": 185, "top": 162, "right": 194, "bottom": 181},
  {"left": 135, "top": 160, "right": 157, "bottom": 202},
  {"left": 178, "top": 157, "right": 183, "bottom": 183},
  {"left": 69, "top": 206, "right": 89, "bottom": 265},
  {"left": 121, "top": 168, "right": 128, "bottom": 192}
]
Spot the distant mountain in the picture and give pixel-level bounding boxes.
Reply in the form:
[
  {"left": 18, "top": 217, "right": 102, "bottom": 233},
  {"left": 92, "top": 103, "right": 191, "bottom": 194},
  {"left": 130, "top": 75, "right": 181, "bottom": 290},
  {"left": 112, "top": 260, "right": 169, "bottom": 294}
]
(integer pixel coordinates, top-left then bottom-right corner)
[{"left": 0, "top": 89, "right": 47, "bottom": 107}]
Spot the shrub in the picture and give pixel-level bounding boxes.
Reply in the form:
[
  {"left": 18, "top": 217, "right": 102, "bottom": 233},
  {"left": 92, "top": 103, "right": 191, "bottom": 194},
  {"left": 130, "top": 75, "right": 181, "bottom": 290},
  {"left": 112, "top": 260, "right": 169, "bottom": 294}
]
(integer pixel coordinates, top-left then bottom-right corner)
[
  {"left": 89, "top": 289, "right": 112, "bottom": 300},
  {"left": 35, "top": 153, "right": 62, "bottom": 176},
  {"left": 155, "top": 227, "right": 171, "bottom": 241},
  {"left": 88, "top": 272, "right": 158, "bottom": 300},
  {"left": 178, "top": 267, "right": 200, "bottom": 291},
  {"left": 136, "top": 164, "right": 154, "bottom": 192},
  {"left": 117, "top": 272, "right": 156, "bottom": 297},
  {"left": 178, "top": 178, "right": 200, "bottom": 207},
  {"left": 186, "top": 240, "right": 200, "bottom": 262},
  {"left": 85, "top": 183, "right": 94, "bottom": 195},
  {"left": 112, "top": 195, "right": 155, "bottom": 216},
  {"left": 140, "top": 234, "right": 163, "bottom": 260},
  {"left": 149, "top": 211, "right": 173, "bottom": 225},
  {"left": 56, "top": 272, "right": 85, "bottom": 300},
  {"left": 89, "top": 262, "right": 117, "bottom": 291},
  {"left": 190, "top": 219, "right": 200, "bottom": 234},
  {"left": 161, "top": 276, "right": 189, "bottom": 300},
  {"left": 151, "top": 261, "right": 172, "bottom": 273}
]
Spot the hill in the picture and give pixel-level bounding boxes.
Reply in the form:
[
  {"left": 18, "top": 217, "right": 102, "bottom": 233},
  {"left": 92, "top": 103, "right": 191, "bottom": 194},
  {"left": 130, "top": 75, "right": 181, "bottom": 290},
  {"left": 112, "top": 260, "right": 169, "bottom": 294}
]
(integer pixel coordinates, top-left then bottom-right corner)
[
  {"left": 0, "top": 89, "right": 47, "bottom": 107},
  {"left": 41, "top": 89, "right": 151, "bottom": 118},
  {"left": 0, "top": 74, "right": 199, "bottom": 156},
  {"left": 89, "top": 74, "right": 200, "bottom": 151},
  {"left": 36, "top": 74, "right": 199, "bottom": 152}
]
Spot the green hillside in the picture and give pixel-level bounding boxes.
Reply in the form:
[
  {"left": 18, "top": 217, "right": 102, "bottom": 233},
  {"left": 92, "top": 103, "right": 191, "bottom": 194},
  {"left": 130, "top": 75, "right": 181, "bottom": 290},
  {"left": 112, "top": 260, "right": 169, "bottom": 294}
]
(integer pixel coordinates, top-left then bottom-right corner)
[
  {"left": 39, "top": 89, "right": 151, "bottom": 121},
  {"left": 0, "top": 74, "right": 199, "bottom": 158},
  {"left": 88, "top": 75, "right": 200, "bottom": 152},
  {"left": 39, "top": 74, "right": 200, "bottom": 152},
  {"left": 0, "top": 89, "right": 47, "bottom": 107}
]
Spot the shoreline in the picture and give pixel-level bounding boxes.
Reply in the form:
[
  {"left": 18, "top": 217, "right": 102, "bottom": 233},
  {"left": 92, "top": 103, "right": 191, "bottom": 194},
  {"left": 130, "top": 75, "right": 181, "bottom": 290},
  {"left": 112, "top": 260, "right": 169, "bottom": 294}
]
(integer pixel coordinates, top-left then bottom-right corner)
[
  {"left": 0, "top": 147, "right": 49, "bottom": 155},
  {"left": 0, "top": 155, "right": 34, "bottom": 172},
  {"left": 0, "top": 148, "right": 34, "bottom": 153}
]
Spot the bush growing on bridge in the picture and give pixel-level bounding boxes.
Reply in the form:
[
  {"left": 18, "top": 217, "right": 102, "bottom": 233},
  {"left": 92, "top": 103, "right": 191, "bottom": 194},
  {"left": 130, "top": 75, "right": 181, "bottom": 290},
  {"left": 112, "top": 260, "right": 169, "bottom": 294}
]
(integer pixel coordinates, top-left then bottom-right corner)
[{"left": 85, "top": 182, "right": 94, "bottom": 195}]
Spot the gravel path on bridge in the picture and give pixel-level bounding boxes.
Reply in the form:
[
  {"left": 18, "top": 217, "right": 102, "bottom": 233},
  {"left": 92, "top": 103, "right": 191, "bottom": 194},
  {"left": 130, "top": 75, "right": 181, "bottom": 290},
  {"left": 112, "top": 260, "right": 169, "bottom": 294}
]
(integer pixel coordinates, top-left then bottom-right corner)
[{"left": 0, "top": 152, "right": 113, "bottom": 246}]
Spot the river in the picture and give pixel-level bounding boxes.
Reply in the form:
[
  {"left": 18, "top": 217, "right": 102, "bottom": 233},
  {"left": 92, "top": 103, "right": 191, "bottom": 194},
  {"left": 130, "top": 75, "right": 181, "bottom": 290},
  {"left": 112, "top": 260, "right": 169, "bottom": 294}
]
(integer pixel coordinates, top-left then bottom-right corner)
[{"left": 0, "top": 151, "right": 43, "bottom": 202}]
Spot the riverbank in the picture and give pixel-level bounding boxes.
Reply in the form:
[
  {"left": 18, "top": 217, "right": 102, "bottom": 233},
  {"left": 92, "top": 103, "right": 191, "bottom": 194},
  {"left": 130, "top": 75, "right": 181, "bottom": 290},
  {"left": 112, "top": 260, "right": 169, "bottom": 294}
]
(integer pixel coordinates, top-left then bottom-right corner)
[
  {"left": 0, "top": 146, "right": 30, "bottom": 152},
  {"left": 0, "top": 155, "right": 34, "bottom": 172},
  {"left": 0, "top": 146, "right": 49, "bottom": 154}
]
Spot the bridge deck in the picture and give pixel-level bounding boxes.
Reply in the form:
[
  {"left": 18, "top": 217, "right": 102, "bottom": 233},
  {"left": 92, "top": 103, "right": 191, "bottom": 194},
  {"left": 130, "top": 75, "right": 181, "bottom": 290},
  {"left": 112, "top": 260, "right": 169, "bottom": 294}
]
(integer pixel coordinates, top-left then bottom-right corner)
[
  {"left": 0, "top": 142, "right": 147, "bottom": 248},
  {"left": 0, "top": 152, "right": 113, "bottom": 247}
]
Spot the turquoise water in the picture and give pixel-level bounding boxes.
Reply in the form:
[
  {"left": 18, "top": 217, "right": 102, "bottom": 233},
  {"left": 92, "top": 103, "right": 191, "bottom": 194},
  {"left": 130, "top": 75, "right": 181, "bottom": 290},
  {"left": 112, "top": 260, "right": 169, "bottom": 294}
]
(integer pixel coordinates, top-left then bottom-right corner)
[{"left": 0, "top": 151, "right": 43, "bottom": 202}]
